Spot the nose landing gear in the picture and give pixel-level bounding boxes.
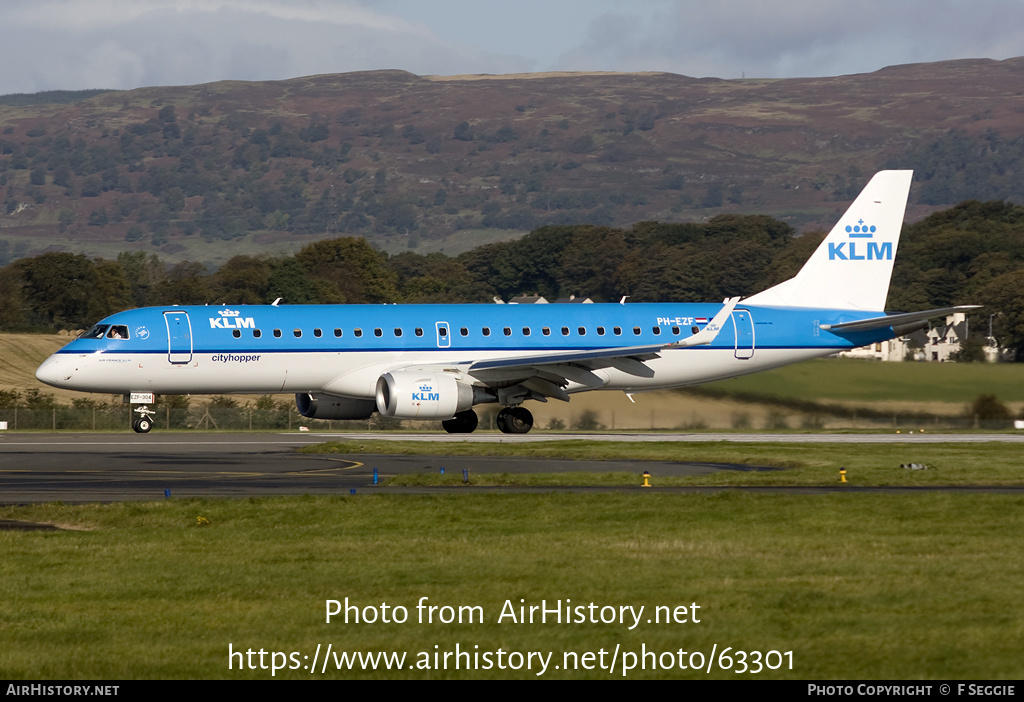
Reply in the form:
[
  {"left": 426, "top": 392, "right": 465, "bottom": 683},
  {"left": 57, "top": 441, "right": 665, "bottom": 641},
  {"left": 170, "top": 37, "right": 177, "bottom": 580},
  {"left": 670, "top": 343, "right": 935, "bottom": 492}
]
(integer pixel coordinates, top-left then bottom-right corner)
[{"left": 131, "top": 405, "right": 155, "bottom": 433}]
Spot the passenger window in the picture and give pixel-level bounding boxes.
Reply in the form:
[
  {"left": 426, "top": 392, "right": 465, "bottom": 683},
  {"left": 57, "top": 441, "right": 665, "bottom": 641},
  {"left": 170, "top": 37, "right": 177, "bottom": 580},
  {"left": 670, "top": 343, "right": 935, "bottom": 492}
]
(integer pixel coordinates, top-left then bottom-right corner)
[
  {"left": 354, "top": 328, "right": 363, "bottom": 337},
  {"left": 503, "top": 327, "right": 511, "bottom": 336},
  {"left": 293, "top": 329, "right": 302, "bottom": 338},
  {"left": 460, "top": 327, "right": 469, "bottom": 336},
  {"left": 652, "top": 327, "right": 661, "bottom": 335},
  {"left": 106, "top": 325, "right": 129, "bottom": 339},
  {"left": 613, "top": 327, "right": 622, "bottom": 335},
  {"left": 577, "top": 326, "right": 586, "bottom": 336},
  {"left": 561, "top": 327, "right": 569, "bottom": 336},
  {"left": 633, "top": 326, "right": 641, "bottom": 335},
  {"left": 314, "top": 328, "right": 322, "bottom": 338},
  {"left": 522, "top": 327, "right": 531, "bottom": 336},
  {"left": 232, "top": 329, "right": 241, "bottom": 339},
  {"left": 394, "top": 328, "right": 402, "bottom": 337},
  {"left": 374, "top": 328, "right": 383, "bottom": 337},
  {"left": 415, "top": 328, "right": 423, "bottom": 337},
  {"left": 542, "top": 327, "right": 551, "bottom": 336},
  {"left": 672, "top": 326, "right": 680, "bottom": 335},
  {"left": 274, "top": 329, "right": 282, "bottom": 338},
  {"left": 438, "top": 327, "right": 447, "bottom": 337},
  {"left": 482, "top": 327, "right": 491, "bottom": 337},
  {"left": 253, "top": 329, "right": 262, "bottom": 338},
  {"left": 597, "top": 326, "right": 605, "bottom": 336},
  {"left": 334, "top": 328, "right": 342, "bottom": 337}
]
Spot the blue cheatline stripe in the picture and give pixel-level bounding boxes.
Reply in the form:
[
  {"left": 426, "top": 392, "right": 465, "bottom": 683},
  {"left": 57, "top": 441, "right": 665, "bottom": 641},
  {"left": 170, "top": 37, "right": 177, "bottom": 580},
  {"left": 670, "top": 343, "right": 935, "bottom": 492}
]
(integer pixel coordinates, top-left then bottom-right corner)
[{"left": 56, "top": 344, "right": 851, "bottom": 357}]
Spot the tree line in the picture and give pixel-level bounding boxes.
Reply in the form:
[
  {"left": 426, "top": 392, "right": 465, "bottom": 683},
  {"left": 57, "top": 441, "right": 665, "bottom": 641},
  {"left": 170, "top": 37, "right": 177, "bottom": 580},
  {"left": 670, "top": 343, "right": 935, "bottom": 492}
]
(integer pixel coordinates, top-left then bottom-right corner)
[{"left": 3, "top": 199, "right": 1024, "bottom": 357}]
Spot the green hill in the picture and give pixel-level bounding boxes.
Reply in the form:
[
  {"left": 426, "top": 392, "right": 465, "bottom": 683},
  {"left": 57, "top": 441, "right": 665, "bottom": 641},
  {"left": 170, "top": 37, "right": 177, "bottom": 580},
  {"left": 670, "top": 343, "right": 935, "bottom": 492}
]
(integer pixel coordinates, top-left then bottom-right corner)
[{"left": 1, "top": 59, "right": 1024, "bottom": 266}]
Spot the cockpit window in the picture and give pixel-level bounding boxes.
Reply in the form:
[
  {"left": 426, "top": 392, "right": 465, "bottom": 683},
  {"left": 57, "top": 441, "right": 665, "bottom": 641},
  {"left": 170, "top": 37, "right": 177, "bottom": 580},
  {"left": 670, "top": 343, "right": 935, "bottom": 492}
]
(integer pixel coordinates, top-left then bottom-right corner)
[
  {"left": 106, "top": 325, "right": 129, "bottom": 340},
  {"left": 81, "top": 325, "right": 109, "bottom": 339}
]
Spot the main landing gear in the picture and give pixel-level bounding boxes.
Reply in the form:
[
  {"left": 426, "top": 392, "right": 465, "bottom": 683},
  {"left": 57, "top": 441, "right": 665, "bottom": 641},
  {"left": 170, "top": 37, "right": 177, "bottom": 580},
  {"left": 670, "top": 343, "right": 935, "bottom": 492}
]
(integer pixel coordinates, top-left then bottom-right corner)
[
  {"left": 496, "top": 406, "right": 533, "bottom": 434},
  {"left": 440, "top": 406, "right": 535, "bottom": 434},
  {"left": 441, "top": 409, "right": 479, "bottom": 434},
  {"left": 131, "top": 405, "right": 155, "bottom": 434}
]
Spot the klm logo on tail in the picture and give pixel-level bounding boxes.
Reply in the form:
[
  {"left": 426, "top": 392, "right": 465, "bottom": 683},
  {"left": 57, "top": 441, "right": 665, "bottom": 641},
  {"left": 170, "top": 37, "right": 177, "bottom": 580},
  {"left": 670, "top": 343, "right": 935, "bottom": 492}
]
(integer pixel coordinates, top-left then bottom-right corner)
[{"left": 828, "top": 220, "right": 892, "bottom": 261}]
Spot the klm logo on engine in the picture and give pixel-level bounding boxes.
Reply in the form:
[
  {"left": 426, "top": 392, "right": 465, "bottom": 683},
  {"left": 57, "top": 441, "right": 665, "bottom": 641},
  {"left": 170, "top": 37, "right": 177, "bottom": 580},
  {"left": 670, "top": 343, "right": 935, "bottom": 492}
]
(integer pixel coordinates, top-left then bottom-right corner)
[
  {"left": 828, "top": 220, "right": 892, "bottom": 261},
  {"left": 209, "top": 309, "right": 255, "bottom": 329},
  {"left": 413, "top": 384, "right": 440, "bottom": 402}
]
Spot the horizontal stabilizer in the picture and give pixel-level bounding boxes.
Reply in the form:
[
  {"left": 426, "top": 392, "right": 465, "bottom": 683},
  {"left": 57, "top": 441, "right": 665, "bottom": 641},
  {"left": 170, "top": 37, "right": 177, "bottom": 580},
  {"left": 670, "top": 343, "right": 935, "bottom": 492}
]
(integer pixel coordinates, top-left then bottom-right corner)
[{"left": 820, "top": 305, "right": 982, "bottom": 333}]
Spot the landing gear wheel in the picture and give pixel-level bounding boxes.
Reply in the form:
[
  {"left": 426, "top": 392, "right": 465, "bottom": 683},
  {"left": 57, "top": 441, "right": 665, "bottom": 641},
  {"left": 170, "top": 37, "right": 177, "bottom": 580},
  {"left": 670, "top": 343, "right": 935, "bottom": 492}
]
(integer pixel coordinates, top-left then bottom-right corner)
[
  {"left": 131, "top": 404, "right": 155, "bottom": 434},
  {"left": 496, "top": 406, "right": 533, "bottom": 434},
  {"left": 442, "top": 409, "right": 479, "bottom": 434}
]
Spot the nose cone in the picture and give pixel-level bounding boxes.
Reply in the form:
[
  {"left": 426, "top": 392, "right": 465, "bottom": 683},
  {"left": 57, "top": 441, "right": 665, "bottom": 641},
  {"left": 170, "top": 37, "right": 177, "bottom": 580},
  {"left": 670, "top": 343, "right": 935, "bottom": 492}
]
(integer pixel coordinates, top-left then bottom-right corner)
[{"left": 35, "top": 355, "right": 68, "bottom": 389}]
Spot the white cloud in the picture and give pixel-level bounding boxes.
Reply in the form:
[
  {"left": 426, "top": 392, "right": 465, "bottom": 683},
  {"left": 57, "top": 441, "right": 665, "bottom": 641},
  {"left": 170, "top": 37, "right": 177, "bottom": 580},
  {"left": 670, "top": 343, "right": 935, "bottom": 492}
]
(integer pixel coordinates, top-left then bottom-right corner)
[
  {"left": 0, "top": 0, "right": 535, "bottom": 93},
  {"left": 6, "top": 0, "right": 426, "bottom": 34},
  {"left": 555, "top": 0, "right": 1024, "bottom": 79},
  {"left": 0, "top": 0, "right": 1021, "bottom": 94}
]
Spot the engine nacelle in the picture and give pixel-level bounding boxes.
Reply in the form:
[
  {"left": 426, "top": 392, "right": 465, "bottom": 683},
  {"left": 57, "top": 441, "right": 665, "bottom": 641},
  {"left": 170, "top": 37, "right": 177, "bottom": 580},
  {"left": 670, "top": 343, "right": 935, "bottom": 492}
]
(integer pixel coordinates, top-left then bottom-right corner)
[
  {"left": 295, "top": 393, "right": 377, "bottom": 420},
  {"left": 375, "top": 371, "right": 474, "bottom": 419}
]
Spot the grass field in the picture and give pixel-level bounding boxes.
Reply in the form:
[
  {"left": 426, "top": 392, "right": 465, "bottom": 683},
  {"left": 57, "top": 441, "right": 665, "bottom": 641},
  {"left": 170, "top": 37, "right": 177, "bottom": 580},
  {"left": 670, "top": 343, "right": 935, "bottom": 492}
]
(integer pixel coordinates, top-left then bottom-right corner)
[
  {"left": 1, "top": 490, "right": 1022, "bottom": 680},
  {"left": 3, "top": 438, "right": 1024, "bottom": 680},
  {"left": 304, "top": 439, "right": 1024, "bottom": 487},
  {"left": 0, "top": 333, "right": 70, "bottom": 390},
  {"left": 700, "top": 357, "right": 1024, "bottom": 404}
]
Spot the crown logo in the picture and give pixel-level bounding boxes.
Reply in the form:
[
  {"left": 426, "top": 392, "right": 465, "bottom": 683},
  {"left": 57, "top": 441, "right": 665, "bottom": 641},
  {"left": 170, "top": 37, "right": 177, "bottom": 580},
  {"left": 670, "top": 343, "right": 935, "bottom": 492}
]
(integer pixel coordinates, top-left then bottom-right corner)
[
  {"left": 218, "top": 309, "right": 241, "bottom": 317},
  {"left": 845, "top": 219, "right": 876, "bottom": 238}
]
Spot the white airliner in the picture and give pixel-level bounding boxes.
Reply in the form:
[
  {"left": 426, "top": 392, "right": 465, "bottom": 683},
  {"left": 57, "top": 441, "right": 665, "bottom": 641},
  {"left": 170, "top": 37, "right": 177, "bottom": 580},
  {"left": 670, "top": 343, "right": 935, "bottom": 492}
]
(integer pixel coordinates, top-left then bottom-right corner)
[{"left": 36, "top": 170, "right": 975, "bottom": 434}]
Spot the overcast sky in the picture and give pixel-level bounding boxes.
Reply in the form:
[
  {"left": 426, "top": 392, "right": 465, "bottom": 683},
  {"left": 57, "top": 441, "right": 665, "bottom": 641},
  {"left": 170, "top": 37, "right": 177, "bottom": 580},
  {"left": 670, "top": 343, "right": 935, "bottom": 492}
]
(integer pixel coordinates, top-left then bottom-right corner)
[{"left": 1, "top": 0, "right": 1022, "bottom": 95}]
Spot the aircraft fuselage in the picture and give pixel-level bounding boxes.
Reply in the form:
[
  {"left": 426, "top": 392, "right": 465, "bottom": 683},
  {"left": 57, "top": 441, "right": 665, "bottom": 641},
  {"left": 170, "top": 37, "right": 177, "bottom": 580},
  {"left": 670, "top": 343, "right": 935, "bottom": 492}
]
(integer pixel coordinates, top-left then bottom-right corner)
[{"left": 37, "top": 301, "right": 889, "bottom": 396}]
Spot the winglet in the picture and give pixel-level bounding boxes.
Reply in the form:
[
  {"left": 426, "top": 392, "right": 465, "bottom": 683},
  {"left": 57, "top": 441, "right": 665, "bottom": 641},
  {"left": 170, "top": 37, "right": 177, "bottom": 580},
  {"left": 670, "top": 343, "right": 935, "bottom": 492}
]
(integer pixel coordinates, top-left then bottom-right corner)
[{"left": 671, "top": 297, "right": 740, "bottom": 348}]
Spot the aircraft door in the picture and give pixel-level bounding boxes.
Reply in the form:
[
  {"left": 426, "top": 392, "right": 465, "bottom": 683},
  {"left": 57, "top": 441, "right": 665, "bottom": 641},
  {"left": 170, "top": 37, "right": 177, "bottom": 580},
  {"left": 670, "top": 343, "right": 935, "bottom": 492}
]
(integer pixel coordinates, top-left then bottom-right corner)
[
  {"left": 435, "top": 321, "right": 451, "bottom": 348},
  {"left": 164, "top": 311, "right": 193, "bottom": 364},
  {"left": 731, "top": 309, "right": 755, "bottom": 360}
]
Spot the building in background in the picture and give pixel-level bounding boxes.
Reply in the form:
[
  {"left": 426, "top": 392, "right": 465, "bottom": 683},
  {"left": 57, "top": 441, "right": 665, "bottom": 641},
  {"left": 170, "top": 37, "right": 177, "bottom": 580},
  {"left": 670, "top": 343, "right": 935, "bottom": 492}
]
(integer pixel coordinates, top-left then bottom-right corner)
[{"left": 839, "top": 312, "right": 1005, "bottom": 362}]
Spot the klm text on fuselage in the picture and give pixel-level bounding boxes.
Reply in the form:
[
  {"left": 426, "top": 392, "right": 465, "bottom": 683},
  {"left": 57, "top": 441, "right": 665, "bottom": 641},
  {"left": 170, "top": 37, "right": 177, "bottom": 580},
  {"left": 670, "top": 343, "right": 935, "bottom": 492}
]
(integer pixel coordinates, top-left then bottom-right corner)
[{"left": 210, "top": 316, "right": 256, "bottom": 329}]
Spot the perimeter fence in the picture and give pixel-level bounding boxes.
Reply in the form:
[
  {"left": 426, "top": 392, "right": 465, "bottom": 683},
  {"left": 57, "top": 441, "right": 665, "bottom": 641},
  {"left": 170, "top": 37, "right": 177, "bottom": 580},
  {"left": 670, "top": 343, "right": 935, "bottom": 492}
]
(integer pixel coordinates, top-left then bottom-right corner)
[
  {"left": 0, "top": 406, "right": 1015, "bottom": 432},
  {"left": 0, "top": 406, "right": 420, "bottom": 432}
]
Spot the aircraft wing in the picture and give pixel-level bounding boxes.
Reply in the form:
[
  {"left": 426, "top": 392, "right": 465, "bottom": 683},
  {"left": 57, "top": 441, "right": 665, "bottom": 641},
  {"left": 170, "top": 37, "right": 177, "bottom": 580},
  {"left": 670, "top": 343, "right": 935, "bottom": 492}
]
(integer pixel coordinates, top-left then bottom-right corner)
[
  {"left": 399, "top": 297, "right": 740, "bottom": 403},
  {"left": 469, "top": 297, "right": 739, "bottom": 372},
  {"left": 820, "top": 305, "right": 982, "bottom": 333}
]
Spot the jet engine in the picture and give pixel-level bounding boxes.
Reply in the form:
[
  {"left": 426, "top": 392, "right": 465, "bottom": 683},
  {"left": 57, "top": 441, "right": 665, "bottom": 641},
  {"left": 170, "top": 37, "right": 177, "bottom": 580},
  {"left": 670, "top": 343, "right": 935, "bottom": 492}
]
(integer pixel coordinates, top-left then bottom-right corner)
[
  {"left": 295, "top": 392, "right": 377, "bottom": 420},
  {"left": 375, "top": 371, "right": 475, "bottom": 419}
]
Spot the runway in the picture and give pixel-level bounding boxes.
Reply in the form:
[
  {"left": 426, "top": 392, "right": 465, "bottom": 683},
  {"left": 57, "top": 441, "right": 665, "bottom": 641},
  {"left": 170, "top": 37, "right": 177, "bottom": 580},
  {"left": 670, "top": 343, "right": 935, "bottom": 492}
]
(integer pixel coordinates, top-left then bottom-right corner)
[
  {"left": 0, "top": 431, "right": 1021, "bottom": 503},
  {"left": 305, "top": 431, "right": 1024, "bottom": 443},
  {"left": 0, "top": 432, "right": 776, "bottom": 503}
]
